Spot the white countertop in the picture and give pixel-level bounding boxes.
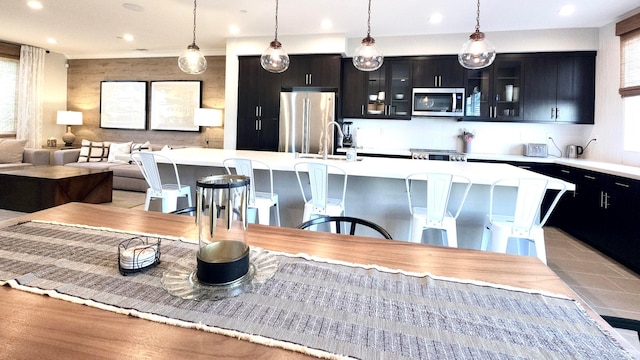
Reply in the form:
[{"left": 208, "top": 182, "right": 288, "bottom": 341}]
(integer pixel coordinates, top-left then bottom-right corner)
[
  {"left": 158, "top": 148, "right": 573, "bottom": 190},
  {"left": 340, "top": 147, "right": 640, "bottom": 182}
]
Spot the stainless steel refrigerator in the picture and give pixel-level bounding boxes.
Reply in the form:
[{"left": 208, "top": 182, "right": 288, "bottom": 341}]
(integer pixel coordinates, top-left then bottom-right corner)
[{"left": 278, "top": 91, "right": 336, "bottom": 154}]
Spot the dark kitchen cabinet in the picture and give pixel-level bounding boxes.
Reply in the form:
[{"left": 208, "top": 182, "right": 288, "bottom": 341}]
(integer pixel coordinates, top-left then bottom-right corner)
[
  {"left": 412, "top": 56, "right": 464, "bottom": 88},
  {"left": 281, "top": 54, "right": 341, "bottom": 88},
  {"left": 463, "top": 55, "right": 524, "bottom": 121},
  {"left": 522, "top": 52, "right": 596, "bottom": 124},
  {"left": 341, "top": 58, "right": 412, "bottom": 119},
  {"left": 237, "top": 56, "right": 281, "bottom": 151},
  {"left": 556, "top": 167, "right": 640, "bottom": 274}
]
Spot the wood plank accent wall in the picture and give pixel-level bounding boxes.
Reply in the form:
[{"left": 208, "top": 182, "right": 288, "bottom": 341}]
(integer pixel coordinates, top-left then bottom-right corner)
[{"left": 66, "top": 56, "right": 225, "bottom": 148}]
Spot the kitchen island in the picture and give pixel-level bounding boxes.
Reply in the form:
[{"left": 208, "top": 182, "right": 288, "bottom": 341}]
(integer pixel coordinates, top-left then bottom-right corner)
[{"left": 155, "top": 148, "right": 574, "bottom": 249}]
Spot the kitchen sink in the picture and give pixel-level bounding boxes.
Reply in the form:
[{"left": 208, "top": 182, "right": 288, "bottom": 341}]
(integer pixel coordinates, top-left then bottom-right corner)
[{"left": 295, "top": 153, "right": 363, "bottom": 161}]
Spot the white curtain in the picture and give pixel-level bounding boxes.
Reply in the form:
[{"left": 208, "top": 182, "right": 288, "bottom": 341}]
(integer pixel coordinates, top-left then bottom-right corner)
[{"left": 16, "top": 45, "right": 46, "bottom": 148}]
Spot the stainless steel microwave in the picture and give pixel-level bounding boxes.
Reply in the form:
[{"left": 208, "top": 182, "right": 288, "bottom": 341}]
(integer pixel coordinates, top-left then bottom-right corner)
[{"left": 412, "top": 88, "right": 465, "bottom": 117}]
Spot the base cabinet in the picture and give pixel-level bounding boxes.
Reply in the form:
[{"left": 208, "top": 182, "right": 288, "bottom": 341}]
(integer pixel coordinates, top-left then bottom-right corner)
[{"left": 475, "top": 160, "right": 640, "bottom": 274}]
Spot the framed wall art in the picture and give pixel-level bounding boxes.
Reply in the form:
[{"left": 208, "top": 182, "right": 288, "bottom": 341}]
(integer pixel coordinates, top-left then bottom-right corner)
[
  {"left": 150, "top": 80, "right": 202, "bottom": 131},
  {"left": 100, "top": 81, "right": 147, "bottom": 130}
]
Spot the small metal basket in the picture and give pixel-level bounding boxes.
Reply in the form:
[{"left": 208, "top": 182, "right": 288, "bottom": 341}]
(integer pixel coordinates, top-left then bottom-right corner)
[{"left": 118, "top": 236, "right": 161, "bottom": 275}]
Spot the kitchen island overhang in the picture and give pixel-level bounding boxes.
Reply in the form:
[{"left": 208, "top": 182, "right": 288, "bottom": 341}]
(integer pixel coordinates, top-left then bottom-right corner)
[{"left": 153, "top": 148, "right": 573, "bottom": 249}]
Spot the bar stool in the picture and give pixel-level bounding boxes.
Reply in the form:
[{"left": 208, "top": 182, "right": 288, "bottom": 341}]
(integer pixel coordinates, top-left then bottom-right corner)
[
  {"left": 131, "top": 152, "right": 192, "bottom": 213},
  {"left": 223, "top": 157, "right": 281, "bottom": 226},
  {"left": 480, "top": 177, "right": 567, "bottom": 264},
  {"left": 294, "top": 161, "right": 348, "bottom": 222},
  {"left": 405, "top": 172, "right": 472, "bottom": 246}
]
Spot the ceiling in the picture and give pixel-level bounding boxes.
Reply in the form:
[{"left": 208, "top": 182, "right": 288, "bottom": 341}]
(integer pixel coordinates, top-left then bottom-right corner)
[{"left": 1, "top": 0, "right": 639, "bottom": 59}]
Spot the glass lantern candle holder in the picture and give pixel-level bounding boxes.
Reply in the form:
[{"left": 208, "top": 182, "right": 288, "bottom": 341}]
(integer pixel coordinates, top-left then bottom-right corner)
[{"left": 195, "top": 174, "right": 250, "bottom": 285}]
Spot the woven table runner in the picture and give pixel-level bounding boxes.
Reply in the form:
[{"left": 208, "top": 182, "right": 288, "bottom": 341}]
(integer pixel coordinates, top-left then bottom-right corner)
[{"left": 0, "top": 221, "right": 632, "bottom": 360}]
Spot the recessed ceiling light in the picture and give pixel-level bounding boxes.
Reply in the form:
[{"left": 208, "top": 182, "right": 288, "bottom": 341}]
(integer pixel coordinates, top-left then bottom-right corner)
[
  {"left": 122, "top": 3, "right": 144, "bottom": 12},
  {"left": 122, "top": 34, "right": 134, "bottom": 41},
  {"left": 558, "top": 5, "right": 575, "bottom": 16},
  {"left": 321, "top": 19, "right": 333, "bottom": 30},
  {"left": 46, "top": 38, "right": 57, "bottom": 44},
  {"left": 229, "top": 25, "right": 240, "bottom": 35},
  {"left": 27, "top": 1, "right": 43, "bottom": 10},
  {"left": 429, "top": 13, "right": 443, "bottom": 24}
]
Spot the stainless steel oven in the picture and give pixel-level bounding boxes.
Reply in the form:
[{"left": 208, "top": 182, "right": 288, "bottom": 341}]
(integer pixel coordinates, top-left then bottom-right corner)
[{"left": 410, "top": 148, "right": 467, "bottom": 162}]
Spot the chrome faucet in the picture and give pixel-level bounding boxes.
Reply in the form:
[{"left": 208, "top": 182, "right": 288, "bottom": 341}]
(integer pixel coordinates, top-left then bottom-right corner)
[{"left": 322, "top": 121, "right": 344, "bottom": 160}]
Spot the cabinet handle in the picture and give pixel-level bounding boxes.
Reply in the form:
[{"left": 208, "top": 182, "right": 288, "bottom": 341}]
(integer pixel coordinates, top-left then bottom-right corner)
[
  {"left": 603, "top": 192, "right": 610, "bottom": 209},
  {"left": 584, "top": 175, "right": 596, "bottom": 180},
  {"left": 255, "top": 106, "right": 259, "bottom": 117},
  {"left": 259, "top": 106, "right": 262, "bottom": 117},
  {"left": 308, "top": 73, "right": 312, "bottom": 85},
  {"left": 259, "top": 119, "right": 262, "bottom": 131},
  {"left": 255, "top": 119, "right": 259, "bottom": 131},
  {"left": 361, "top": 105, "right": 365, "bottom": 116},
  {"left": 438, "top": 76, "right": 442, "bottom": 87},
  {"left": 555, "top": 108, "right": 559, "bottom": 119},
  {"left": 614, "top": 182, "right": 630, "bottom": 188},
  {"left": 560, "top": 169, "right": 570, "bottom": 174},
  {"left": 600, "top": 191, "right": 604, "bottom": 208},
  {"left": 434, "top": 76, "right": 438, "bottom": 87},
  {"left": 493, "top": 106, "right": 497, "bottom": 118}
]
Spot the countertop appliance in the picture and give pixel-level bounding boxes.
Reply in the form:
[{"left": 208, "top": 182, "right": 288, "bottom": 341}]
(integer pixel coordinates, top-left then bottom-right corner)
[
  {"left": 410, "top": 148, "right": 467, "bottom": 161},
  {"left": 412, "top": 88, "right": 465, "bottom": 117},
  {"left": 279, "top": 91, "right": 336, "bottom": 154},
  {"left": 524, "top": 143, "right": 548, "bottom": 157},
  {"left": 342, "top": 121, "right": 354, "bottom": 148},
  {"left": 566, "top": 145, "right": 584, "bottom": 158}
]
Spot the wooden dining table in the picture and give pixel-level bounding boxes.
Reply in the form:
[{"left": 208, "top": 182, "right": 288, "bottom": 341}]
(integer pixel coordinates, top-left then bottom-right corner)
[{"left": 0, "top": 202, "right": 635, "bottom": 359}]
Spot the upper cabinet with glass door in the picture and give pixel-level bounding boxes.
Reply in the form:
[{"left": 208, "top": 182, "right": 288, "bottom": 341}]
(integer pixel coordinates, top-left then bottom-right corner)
[
  {"left": 342, "top": 58, "right": 412, "bottom": 120},
  {"left": 463, "top": 55, "right": 524, "bottom": 121}
]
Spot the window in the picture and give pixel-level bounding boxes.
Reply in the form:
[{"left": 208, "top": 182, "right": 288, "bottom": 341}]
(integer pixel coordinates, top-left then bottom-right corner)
[
  {"left": 618, "top": 13, "right": 640, "bottom": 152},
  {"left": 0, "top": 57, "right": 19, "bottom": 135},
  {"left": 617, "top": 13, "right": 640, "bottom": 97}
]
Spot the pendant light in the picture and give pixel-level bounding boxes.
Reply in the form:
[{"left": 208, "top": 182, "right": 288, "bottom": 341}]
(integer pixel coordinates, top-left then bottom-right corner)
[
  {"left": 178, "top": 0, "right": 207, "bottom": 74},
  {"left": 353, "top": 0, "right": 383, "bottom": 71},
  {"left": 261, "top": 0, "right": 289, "bottom": 73},
  {"left": 458, "top": 0, "right": 496, "bottom": 69}
]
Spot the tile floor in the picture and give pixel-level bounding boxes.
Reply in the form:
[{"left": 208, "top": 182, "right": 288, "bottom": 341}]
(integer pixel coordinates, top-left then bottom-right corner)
[{"left": 1, "top": 190, "right": 639, "bottom": 352}]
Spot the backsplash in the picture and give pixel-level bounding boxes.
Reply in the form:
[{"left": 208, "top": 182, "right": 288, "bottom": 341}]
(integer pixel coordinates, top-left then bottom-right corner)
[{"left": 345, "top": 117, "right": 594, "bottom": 158}]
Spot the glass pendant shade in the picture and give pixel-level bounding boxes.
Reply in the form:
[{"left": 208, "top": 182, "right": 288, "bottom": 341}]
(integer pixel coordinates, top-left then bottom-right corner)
[
  {"left": 260, "top": 40, "right": 290, "bottom": 73},
  {"left": 178, "top": 44, "right": 207, "bottom": 74},
  {"left": 353, "top": 36, "right": 383, "bottom": 72},
  {"left": 458, "top": 30, "right": 495, "bottom": 69}
]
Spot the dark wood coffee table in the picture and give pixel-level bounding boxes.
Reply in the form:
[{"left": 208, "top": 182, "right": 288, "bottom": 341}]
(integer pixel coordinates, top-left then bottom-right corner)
[{"left": 0, "top": 165, "right": 113, "bottom": 212}]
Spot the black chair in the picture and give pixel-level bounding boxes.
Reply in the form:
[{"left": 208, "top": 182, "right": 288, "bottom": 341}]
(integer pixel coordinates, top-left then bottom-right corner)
[
  {"left": 170, "top": 206, "right": 196, "bottom": 216},
  {"left": 296, "top": 216, "right": 393, "bottom": 240},
  {"left": 601, "top": 315, "right": 640, "bottom": 342}
]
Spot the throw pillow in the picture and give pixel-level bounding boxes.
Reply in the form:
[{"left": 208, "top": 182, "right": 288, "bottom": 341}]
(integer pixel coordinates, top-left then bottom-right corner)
[
  {"left": 131, "top": 141, "right": 151, "bottom": 152},
  {"left": 107, "top": 141, "right": 133, "bottom": 163},
  {"left": 78, "top": 139, "right": 111, "bottom": 162},
  {"left": 0, "top": 139, "right": 28, "bottom": 164}
]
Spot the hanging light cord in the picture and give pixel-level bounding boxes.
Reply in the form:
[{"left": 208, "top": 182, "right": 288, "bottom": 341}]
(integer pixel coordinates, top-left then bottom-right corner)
[
  {"left": 191, "top": 0, "right": 197, "bottom": 45},
  {"left": 274, "top": 0, "right": 279, "bottom": 41},
  {"left": 366, "top": 0, "right": 372, "bottom": 37},
  {"left": 475, "top": 0, "right": 481, "bottom": 33}
]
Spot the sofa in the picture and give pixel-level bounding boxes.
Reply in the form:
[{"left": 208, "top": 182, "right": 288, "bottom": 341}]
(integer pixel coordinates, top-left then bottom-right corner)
[
  {"left": 53, "top": 141, "right": 166, "bottom": 192},
  {"left": 0, "top": 139, "right": 51, "bottom": 171}
]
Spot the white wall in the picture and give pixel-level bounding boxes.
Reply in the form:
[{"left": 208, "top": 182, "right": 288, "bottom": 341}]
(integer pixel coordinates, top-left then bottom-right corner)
[{"left": 223, "top": 28, "right": 602, "bottom": 156}]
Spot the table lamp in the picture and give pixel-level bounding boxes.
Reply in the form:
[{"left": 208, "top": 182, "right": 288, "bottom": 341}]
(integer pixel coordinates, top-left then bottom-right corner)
[
  {"left": 57, "top": 111, "right": 83, "bottom": 146},
  {"left": 194, "top": 108, "right": 223, "bottom": 147}
]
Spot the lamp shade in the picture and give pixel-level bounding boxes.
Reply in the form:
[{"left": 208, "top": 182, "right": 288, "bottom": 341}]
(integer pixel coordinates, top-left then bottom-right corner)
[
  {"left": 56, "top": 111, "right": 83, "bottom": 125},
  {"left": 194, "top": 108, "right": 223, "bottom": 127}
]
